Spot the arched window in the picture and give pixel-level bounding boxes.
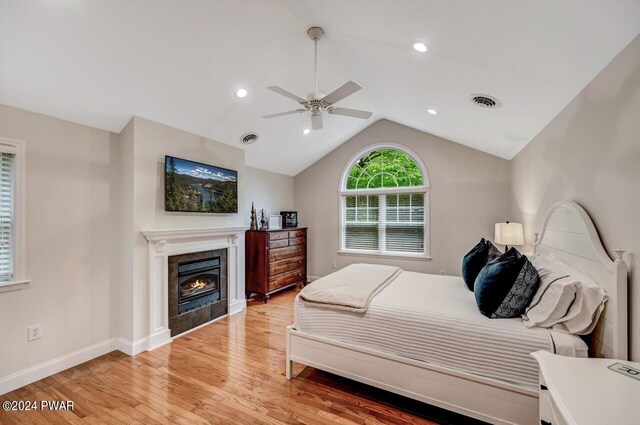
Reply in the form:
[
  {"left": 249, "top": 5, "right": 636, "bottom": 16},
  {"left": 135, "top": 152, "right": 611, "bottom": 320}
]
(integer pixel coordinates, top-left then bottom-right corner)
[{"left": 340, "top": 145, "right": 430, "bottom": 258}]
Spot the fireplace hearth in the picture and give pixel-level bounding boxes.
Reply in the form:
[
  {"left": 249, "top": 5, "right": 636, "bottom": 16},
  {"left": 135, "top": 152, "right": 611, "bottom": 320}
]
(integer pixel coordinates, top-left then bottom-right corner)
[{"left": 168, "top": 249, "right": 228, "bottom": 336}]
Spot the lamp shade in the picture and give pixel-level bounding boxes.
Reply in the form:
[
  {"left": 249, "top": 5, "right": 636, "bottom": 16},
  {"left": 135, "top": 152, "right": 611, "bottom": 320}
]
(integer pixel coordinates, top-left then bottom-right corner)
[{"left": 495, "top": 222, "right": 524, "bottom": 246}]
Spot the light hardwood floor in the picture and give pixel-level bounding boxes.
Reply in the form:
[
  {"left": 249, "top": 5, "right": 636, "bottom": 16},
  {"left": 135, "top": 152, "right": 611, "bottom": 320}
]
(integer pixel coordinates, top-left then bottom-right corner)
[{"left": 0, "top": 288, "right": 482, "bottom": 425}]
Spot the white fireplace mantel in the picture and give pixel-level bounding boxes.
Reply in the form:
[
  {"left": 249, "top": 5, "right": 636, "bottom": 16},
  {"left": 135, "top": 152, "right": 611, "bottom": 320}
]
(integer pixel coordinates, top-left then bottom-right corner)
[
  {"left": 140, "top": 226, "right": 248, "bottom": 352},
  {"left": 141, "top": 226, "right": 248, "bottom": 243}
]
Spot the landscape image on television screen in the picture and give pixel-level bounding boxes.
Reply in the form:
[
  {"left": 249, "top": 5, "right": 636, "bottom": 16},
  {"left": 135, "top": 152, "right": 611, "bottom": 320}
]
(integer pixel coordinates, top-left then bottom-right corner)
[{"left": 165, "top": 156, "right": 238, "bottom": 213}]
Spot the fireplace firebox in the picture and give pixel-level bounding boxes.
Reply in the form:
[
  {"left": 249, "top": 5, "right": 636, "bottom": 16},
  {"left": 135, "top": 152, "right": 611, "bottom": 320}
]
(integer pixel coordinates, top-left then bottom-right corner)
[
  {"left": 178, "top": 257, "right": 220, "bottom": 314},
  {"left": 168, "top": 249, "right": 228, "bottom": 337}
]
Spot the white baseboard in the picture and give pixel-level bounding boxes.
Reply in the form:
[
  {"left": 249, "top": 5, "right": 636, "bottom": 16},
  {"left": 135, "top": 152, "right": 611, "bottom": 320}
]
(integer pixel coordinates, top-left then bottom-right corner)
[
  {"left": 115, "top": 336, "right": 150, "bottom": 356},
  {"left": 229, "top": 298, "right": 246, "bottom": 315},
  {"left": 0, "top": 338, "right": 118, "bottom": 396}
]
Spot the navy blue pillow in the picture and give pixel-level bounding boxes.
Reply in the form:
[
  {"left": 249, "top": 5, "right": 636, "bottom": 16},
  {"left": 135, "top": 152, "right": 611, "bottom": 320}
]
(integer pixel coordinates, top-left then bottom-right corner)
[
  {"left": 461, "top": 238, "right": 501, "bottom": 291},
  {"left": 474, "top": 248, "right": 540, "bottom": 318}
]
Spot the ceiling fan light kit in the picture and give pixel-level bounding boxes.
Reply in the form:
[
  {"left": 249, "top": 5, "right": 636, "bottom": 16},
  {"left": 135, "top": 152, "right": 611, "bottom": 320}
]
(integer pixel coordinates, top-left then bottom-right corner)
[{"left": 263, "top": 26, "right": 373, "bottom": 131}]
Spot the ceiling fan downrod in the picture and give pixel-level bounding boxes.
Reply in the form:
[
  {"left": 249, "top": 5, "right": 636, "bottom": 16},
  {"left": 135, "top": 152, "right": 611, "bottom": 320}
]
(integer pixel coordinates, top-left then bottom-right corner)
[{"left": 307, "top": 26, "right": 324, "bottom": 94}]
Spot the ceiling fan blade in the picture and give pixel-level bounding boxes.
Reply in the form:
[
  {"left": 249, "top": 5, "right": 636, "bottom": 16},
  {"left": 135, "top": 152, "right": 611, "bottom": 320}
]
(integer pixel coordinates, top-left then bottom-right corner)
[
  {"left": 267, "top": 86, "right": 307, "bottom": 104},
  {"left": 322, "top": 81, "right": 362, "bottom": 105},
  {"left": 262, "top": 109, "right": 307, "bottom": 119},
  {"left": 328, "top": 107, "right": 373, "bottom": 119},
  {"left": 311, "top": 113, "right": 323, "bottom": 130}
]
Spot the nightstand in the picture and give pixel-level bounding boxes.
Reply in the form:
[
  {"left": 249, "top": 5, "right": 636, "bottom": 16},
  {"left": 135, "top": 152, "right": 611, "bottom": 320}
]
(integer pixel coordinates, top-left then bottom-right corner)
[{"left": 532, "top": 351, "right": 640, "bottom": 425}]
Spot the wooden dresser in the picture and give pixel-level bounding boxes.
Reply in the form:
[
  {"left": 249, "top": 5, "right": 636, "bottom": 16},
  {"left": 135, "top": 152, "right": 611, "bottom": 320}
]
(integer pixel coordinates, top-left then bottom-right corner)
[{"left": 245, "top": 228, "right": 307, "bottom": 302}]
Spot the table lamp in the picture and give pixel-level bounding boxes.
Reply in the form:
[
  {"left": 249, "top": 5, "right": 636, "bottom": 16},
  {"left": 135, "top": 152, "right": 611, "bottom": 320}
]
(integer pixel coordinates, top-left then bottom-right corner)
[{"left": 495, "top": 221, "right": 524, "bottom": 252}]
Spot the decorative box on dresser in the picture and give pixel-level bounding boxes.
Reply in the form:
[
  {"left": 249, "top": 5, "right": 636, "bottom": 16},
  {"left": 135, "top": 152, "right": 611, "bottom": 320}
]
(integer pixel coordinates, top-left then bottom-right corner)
[
  {"left": 532, "top": 351, "right": 640, "bottom": 425},
  {"left": 245, "top": 228, "right": 307, "bottom": 302}
]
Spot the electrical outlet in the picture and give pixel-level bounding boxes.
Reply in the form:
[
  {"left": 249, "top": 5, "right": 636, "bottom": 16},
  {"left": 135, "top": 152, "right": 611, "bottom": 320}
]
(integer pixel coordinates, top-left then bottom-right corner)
[
  {"left": 28, "top": 324, "right": 42, "bottom": 341},
  {"left": 331, "top": 261, "right": 337, "bottom": 269}
]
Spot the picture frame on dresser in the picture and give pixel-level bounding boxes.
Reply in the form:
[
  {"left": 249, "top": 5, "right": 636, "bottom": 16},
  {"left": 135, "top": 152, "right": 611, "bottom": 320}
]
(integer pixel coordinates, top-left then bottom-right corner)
[
  {"left": 245, "top": 228, "right": 307, "bottom": 303},
  {"left": 268, "top": 214, "right": 282, "bottom": 230}
]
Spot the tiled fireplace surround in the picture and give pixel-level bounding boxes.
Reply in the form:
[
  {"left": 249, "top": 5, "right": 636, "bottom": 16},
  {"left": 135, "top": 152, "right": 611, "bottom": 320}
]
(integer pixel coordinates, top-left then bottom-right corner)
[
  {"left": 141, "top": 226, "right": 247, "bottom": 351},
  {"left": 167, "top": 248, "right": 228, "bottom": 336}
]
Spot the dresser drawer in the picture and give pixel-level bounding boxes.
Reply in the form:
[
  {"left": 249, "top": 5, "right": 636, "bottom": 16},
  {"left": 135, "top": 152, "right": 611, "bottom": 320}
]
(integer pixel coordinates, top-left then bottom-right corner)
[
  {"left": 269, "top": 245, "right": 305, "bottom": 262},
  {"left": 289, "top": 236, "right": 306, "bottom": 246},
  {"left": 268, "top": 231, "right": 289, "bottom": 241},
  {"left": 268, "top": 239, "right": 289, "bottom": 249},
  {"left": 270, "top": 256, "right": 305, "bottom": 276},
  {"left": 289, "top": 229, "right": 306, "bottom": 238},
  {"left": 269, "top": 268, "right": 304, "bottom": 291}
]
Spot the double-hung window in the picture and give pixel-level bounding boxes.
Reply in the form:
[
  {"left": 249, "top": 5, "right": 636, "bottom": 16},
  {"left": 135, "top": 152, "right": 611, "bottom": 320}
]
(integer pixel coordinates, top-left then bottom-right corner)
[
  {"left": 0, "top": 149, "right": 15, "bottom": 281},
  {"left": 0, "top": 138, "right": 26, "bottom": 288},
  {"left": 339, "top": 146, "right": 430, "bottom": 258}
]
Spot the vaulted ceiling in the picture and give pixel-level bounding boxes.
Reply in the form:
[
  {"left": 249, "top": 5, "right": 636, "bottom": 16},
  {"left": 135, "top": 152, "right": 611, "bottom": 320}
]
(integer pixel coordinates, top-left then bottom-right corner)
[{"left": 1, "top": 0, "right": 638, "bottom": 175}]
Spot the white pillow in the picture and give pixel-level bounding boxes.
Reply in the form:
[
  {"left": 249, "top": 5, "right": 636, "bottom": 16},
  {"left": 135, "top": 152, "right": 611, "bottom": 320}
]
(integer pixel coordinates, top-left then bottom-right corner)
[
  {"left": 546, "top": 255, "right": 608, "bottom": 335},
  {"left": 523, "top": 256, "right": 580, "bottom": 328}
]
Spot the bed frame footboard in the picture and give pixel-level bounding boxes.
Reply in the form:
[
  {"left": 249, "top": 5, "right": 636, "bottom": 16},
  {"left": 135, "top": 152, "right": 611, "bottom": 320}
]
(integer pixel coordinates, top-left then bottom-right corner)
[{"left": 285, "top": 325, "right": 538, "bottom": 425}]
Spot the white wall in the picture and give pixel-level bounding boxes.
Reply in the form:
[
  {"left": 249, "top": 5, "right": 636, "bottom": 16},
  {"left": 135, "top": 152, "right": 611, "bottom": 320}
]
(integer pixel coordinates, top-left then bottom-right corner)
[
  {"left": 510, "top": 35, "right": 640, "bottom": 361},
  {"left": 244, "top": 166, "right": 294, "bottom": 225},
  {"left": 294, "top": 119, "right": 511, "bottom": 278},
  {"left": 0, "top": 105, "right": 112, "bottom": 379}
]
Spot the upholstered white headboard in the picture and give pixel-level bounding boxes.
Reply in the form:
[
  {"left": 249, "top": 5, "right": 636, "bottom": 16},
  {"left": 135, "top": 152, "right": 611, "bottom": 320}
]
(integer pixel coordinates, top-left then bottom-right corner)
[{"left": 534, "top": 201, "right": 628, "bottom": 360}]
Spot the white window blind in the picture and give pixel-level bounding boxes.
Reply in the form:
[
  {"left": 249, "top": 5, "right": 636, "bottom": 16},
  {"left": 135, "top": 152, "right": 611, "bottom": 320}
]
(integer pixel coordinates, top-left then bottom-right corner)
[
  {"left": 340, "top": 147, "right": 429, "bottom": 257},
  {"left": 341, "top": 192, "right": 426, "bottom": 255},
  {"left": 0, "top": 152, "right": 15, "bottom": 281}
]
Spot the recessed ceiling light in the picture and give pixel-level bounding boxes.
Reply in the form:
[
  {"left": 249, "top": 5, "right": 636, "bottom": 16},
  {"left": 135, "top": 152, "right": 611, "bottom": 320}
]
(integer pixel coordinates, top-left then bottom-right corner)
[
  {"left": 427, "top": 108, "right": 438, "bottom": 115},
  {"left": 303, "top": 128, "right": 311, "bottom": 135},
  {"left": 413, "top": 42, "right": 428, "bottom": 53},
  {"left": 236, "top": 88, "right": 248, "bottom": 98}
]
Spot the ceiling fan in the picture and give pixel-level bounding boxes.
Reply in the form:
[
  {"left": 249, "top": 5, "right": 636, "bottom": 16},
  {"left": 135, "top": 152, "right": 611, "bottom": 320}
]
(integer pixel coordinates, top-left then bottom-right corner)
[{"left": 263, "top": 26, "right": 373, "bottom": 131}]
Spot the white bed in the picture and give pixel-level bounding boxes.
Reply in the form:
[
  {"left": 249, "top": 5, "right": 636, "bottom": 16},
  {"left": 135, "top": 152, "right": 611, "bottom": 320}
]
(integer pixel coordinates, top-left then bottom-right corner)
[
  {"left": 295, "top": 271, "right": 587, "bottom": 390},
  {"left": 286, "top": 201, "right": 628, "bottom": 425}
]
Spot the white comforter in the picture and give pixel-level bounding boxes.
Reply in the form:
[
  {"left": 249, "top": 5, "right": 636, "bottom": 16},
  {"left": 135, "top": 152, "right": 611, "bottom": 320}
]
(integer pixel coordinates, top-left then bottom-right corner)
[{"left": 295, "top": 270, "right": 587, "bottom": 389}]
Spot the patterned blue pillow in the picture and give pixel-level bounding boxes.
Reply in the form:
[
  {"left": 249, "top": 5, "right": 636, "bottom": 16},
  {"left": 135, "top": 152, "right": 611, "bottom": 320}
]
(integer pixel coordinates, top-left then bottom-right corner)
[{"left": 474, "top": 248, "right": 540, "bottom": 318}]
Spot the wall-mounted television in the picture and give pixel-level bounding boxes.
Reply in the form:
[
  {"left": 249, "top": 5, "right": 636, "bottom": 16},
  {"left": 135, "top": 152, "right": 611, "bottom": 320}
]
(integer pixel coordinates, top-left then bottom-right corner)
[{"left": 165, "top": 155, "right": 238, "bottom": 214}]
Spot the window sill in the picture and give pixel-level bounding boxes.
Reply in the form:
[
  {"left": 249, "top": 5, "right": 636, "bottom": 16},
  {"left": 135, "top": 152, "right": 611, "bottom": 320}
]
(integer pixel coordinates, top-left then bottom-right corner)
[
  {"left": 338, "top": 250, "right": 431, "bottom": 261},
  {"left": 0, "top": 279, "right": 31, "bottom": 293}
]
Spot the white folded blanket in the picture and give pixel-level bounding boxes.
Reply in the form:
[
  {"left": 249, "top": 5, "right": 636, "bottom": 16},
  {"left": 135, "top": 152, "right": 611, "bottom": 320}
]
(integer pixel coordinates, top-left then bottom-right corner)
[{"left": 298, "top": 263, "right": 402, "bottom": 312}]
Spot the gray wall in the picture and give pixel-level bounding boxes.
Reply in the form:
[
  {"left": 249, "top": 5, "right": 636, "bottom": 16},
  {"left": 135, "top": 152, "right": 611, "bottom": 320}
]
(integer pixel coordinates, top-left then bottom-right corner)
[
  {"left": 510, "top": 35, "right": 640, "bottom": 361},
  {"left": 0, "top": 105, "right": 112, "bottom": 378},
  {"left": 244, "top": 166, "right": 294, "bottom": 222},
  {"left": 294, "top": 119, "right": 511, "bottom": 278},
  {"left": 130, "top": 116, "right": 246, "bottom": 341}
]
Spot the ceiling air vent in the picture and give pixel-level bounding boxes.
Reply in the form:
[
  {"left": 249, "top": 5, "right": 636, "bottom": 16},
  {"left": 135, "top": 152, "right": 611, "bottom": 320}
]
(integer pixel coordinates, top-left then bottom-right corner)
[
  {"left": 240, "top": 132, "right": 259, "bottom": 145},
  {"left": 470, "top": 94, "right": 501, "bottom": 109}
]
